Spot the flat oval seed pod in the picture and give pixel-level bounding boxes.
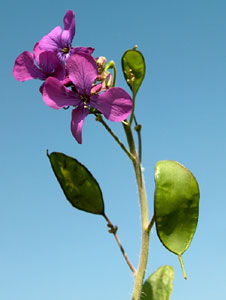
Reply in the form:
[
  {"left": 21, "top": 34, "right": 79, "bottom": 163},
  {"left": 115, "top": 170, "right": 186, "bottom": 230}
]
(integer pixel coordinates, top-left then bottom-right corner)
[
  {"left": 121, "top": 48, "right": 145, "bottom": 97},
  {"left": 47, "top": 151, "right": 105, "bottom": 215},
  {"left": 154, "top": 160, "right": 200, "bottom": 256}
]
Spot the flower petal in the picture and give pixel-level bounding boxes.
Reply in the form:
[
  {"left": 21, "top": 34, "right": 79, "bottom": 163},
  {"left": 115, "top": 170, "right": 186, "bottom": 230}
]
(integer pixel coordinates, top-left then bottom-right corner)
[
  {"left": 33, "top": 43, "right": 43, "bottom": 65},
  {"left": 71, "top": 106, "right": 89, "bottom": 144},
  {"left": 38, "top": 51, "right": 65, "bottom": 80},
  {"left": 67, "top": 53, "right": 98, "bottom": 95},
  {"left": 90, "top": 88, "right": 133, "bottom": 121},
  {"left": 61, "top": 10, "right": 75, "bottom": 46},
  {"left": 52, "top": 61, "right": 66, "bottom": 81},
  {"left": 91, "top": 83, "right": 102, "bottom": 94},
  {"left": 71, "top": 47, "right": 95, "bottom": 56},
  {"left": 13, "top": 51, "right": 45, "bottom": 81},
  {"left": 33, "top": 43, "right": 65, "bottom": 81},
  {"left": 39, "top": 26, "right": 63, "bottom": 52},
  {"left": 62, "top": 76, "right": 73, "bottom": 86},
  {"left": 43, "top": 77, "right": 80, "bottom": 109}
]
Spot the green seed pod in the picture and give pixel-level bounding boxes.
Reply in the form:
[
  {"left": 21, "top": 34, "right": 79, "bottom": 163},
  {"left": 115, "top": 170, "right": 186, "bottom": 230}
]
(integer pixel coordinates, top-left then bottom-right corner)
[
  {"left": 121, "top": 47, "right": 145, "bottom": 98},
  {"left": 154, "top": 160, "right": 200, "bottom": 256}
]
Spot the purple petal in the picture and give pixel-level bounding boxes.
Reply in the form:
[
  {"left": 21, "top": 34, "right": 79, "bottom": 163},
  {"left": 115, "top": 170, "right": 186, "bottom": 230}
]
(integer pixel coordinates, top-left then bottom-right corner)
[
  {"left": 52, "top": 60, "right": 66, "bottom": 81},
  {"left": 38, "top": 51, "right": 65, "bottom": 80},
  {"left": 71, "top": 47, "right": 95, "bottom": 55},
  {"left": 39, "top": 83, "right": 44, "bottom": 94},
  {"left": 91, "top": 83, "right": 102, "bottom": 94},
  {"left": 61, "top": 10, "right": 75, "bottom": 46},
  {"left": 38, "top": 51, "right": 59, "bottom": 73},
  {"left": 62, "top": 76, "right": 73, "bottom": 86},
  {"left": 90, "top": 88, "right": 133, "bottom": 121},
  {"left": 33, "top": 43, "right": 42, "bottom": 65},
  {"left": 71, "top": 106, "right": 89, "bottom": 144},
  {"left": 39, "top": 26, "right": 63, "bottom": 52},
  {"left": 13, "top": 51, "right": 45, "bottom": 81},
  {"left": 33, "top": 43, "right": 65, "bottom": 81},
  {"left": 67, "top": 53, "right": 98, "bottom": 95},
  {"left": 42, "top": 77, "right": 81, "bottom": 109}
]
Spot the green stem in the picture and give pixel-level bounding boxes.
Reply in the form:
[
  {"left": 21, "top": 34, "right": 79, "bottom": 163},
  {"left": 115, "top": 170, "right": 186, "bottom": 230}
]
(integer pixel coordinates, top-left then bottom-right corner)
[
  {"left": 122, "top": 122, "right": 150, "bottom": 300},
  {"left": 95, "top": 114, "right": 135, "bottom": 161},
  {"left": 178, "top": 255, "right": 188, "bottom": 280},
  {"left": 147, "top": 215, "right": 155, "bottom": 234},
  {"left": 105, "top": 60, "right": 116, "bottom": 87},
  {"left": 129, "top": 93, "right": 136, "bottom": 126},
  {"left": 134, "top": 115, "right": 142, "bottom": 162}
]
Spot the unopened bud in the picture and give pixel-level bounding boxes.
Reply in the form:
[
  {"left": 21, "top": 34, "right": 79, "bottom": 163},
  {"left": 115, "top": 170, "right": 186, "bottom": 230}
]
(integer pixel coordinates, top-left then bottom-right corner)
[
  {"left": 96, "top": 56, "right": 107, "bottom": 68},
  {"left": 105, "top": 73, "right": 113, "bottom": 89}
]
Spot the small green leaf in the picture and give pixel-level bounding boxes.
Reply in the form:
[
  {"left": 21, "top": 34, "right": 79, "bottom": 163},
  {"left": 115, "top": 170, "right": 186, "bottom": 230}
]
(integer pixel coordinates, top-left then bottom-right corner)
[
  {"left": 47, "top": 151, "right": 104, "bottom": 215},
  {"left": 141, "top": 265, "right": 174, "bottom": 300},
  {"left": 121, "top": 47, "right": 145, "bottom": 97},
  {"left": 154, "top": 160, "right": 200, "bottom": 256}
]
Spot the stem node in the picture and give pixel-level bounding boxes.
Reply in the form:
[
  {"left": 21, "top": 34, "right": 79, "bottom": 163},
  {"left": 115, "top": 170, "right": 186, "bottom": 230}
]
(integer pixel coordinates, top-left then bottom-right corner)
[{"left": 103, "top": 213, "right": 136, "bottom": 275}]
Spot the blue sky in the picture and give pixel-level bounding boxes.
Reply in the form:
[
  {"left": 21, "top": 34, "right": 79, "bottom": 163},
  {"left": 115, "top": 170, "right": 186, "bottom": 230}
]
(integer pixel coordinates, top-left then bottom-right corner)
[{"left": 1, "top": 0, "right": 226, "bottom": 299}]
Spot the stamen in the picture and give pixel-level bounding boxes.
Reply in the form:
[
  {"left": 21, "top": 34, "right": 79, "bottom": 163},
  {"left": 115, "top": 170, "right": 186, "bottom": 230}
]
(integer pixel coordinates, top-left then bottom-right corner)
[{"left": 61, "top": 47, "right": 69, "bottom": 54}]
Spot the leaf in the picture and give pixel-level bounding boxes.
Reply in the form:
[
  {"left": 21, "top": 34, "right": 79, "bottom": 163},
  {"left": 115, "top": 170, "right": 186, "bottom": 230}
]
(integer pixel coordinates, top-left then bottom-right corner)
[
  {"left": 141, "top": 265, "right": 174, "bottom": 300},
  {"left": 154, "top": 160, "right": 200, "bottom": 256},
  {"left": 121, "top": 47, "right": 145, "bottom": 97},
  {"left": 47, "top": 151, "right": 105, "bottom": 215}
]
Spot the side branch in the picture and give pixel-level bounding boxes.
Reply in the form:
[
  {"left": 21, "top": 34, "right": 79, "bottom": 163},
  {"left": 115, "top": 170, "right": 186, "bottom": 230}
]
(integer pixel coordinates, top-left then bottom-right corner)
[
  {"left": 147, "top": 215, "right": 155, "bottom": 234},
  {"left": 95, "top": 114, "right": 135, "bottom": 161},
  {"left": 134, "top": 115, "right": 142, "bottom": 163},
  {"left": 103, "top": 213, "right": 136, "bottom": 275}
]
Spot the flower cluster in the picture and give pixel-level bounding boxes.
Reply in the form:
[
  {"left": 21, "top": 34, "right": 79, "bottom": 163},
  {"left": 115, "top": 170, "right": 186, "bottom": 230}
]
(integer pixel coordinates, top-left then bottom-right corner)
[{"left": 13, "top": 10, "right": 132, "bottom": 143}]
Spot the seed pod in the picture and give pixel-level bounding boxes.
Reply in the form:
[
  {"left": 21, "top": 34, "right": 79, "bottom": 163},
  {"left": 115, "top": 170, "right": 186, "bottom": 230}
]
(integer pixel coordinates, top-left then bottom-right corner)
[
  {"left": 154, "top": 160, "right": 200, "bottom": 262},
  {"left": 121, "top": 47, "right": 145, "bottom": 97}
]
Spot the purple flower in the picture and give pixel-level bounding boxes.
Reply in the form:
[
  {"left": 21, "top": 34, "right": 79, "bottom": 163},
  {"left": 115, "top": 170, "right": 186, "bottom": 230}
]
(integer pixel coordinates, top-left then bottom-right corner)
[
  {"left": 38, "top": 10, "right": 94, "bottom": 62},
  {"left": 43, "top": 53, "right": 133, "bottom": 144},
  {"left": 13, "top": 43, "right": 65, "bottom": 88}
]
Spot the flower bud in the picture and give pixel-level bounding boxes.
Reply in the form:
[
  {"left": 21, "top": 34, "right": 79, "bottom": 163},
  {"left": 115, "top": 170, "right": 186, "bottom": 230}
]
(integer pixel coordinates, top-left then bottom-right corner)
[
  {"left": 96, "top": 56, "right": 107, "bottom": 75},
  {"left": 103, "top": 73, "right": 113, "bottom": 89},
  {"left": 94, "top": 56, "right": 114, "bottom": 91}
]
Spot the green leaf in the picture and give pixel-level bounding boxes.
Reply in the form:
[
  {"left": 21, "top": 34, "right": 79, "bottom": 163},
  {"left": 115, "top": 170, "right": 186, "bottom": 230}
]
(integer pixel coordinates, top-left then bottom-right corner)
[
  {"left": 154, "top": 160, "right": 200, "bottom": 255},
  {"left": 47, "top": 151, "right": 105, "bottom": 215},
  {"left": 121, "top": 47, "right": 145, "bottom": 97},
  {"left": 141, "top": 265, "right": 174, "bottom": 300}
]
